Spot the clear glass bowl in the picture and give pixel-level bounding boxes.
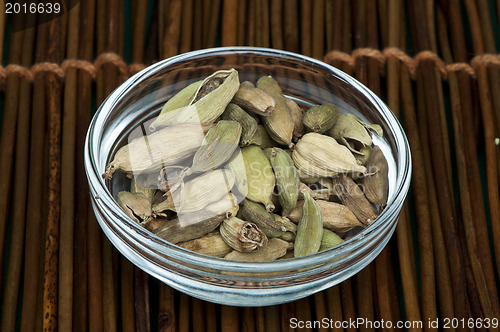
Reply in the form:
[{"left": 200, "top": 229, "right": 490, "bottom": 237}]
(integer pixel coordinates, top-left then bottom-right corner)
[{"left": 84, "top": 47, "right": 411, "bottom": 306}]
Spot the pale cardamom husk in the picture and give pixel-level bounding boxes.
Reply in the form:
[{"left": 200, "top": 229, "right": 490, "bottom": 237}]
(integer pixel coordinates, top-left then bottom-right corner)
[
  {"left": 232, "top": 83, "right": 275, "bottom": 116},
  {"left": 117, "top": 191, "right": 152, "bottom": 222},
  {"left": 285, "top": 97, "right": 305, "bottom": 140},
  {"left": 292, "top": 132, "right": 366, "bottom": 178},
  {"left": 330, "top": 113, "right": 383, "bottom": 155}
]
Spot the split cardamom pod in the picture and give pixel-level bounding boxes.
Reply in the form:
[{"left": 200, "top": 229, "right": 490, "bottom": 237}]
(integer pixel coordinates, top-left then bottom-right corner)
[
  {"left": 238, "top": 199, "right": 286, "bottom": 238},
  {"left": 149, "top": 80, "right": 203, "bottom": 131},
  {"left": 330, "top": 113, "right": 383, "bottom": 155},
  {"left": 220, "top": 216, "right": 268, "bottom": 252},
  {"left": 117, "top": 191, "right": 152, "bottom": 222}
]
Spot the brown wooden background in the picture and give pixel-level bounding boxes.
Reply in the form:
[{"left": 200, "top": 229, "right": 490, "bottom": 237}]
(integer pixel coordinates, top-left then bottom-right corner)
[{"left": 0, "top": 0, "right": 500, "bottom": 331}]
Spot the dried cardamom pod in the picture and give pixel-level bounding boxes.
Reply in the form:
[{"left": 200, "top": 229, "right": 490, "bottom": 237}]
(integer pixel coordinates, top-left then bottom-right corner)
[
  {"left": 256, "top": 76, "right": 295, "bottom": 147},
  {"left": 247, "top": 124, "right": 275, "bottom": 149},
  {"left": 143, "top": 217, "right": 169, "bottom": 232},
  {"left": 319, "top": 229, "right": 344, "bottom": 251},
  {"left": 220, "top": 216, "right": 268, "bottom": 252},
  {"left": 302, "top": 104, "right": 339, "bottom": 134},
  {"left": 225, "top": 150, "right": 248, "bottom": 200},
  {"left": 292, "top": 133, "right": 366, "bottom": 178},
  {"left": 224, "top": 238, "right": 290, "bottom": 261},
  {"left": 238, "top": 200, "right": 286, "bottom": 238},
  {"left": 355, "top": 145, "right": 373, "bottom": 165},
  {"left": 154, "top": 206, "right": 235, "bottom": 244},
  {"left": 221, "top": 103, "right": 258, "bottom": 146},
  {"left": 178, "top": 231, "right": 232, "bottom": 257},
  {"left": 131, "top": 178, "right": 156, "bottom": 204},
  {"left": 149, "top": 80, "right": 203, "bottom": 131},
  {"left": 288, "top": 199, "right": 364, "bottom": 235},
  {"left": 117, "top": 191, "right": 152, "bottom": 222},
  {"left": 285, "top": 97, "right": 305, "bottom": 140},
  {"left": 265, "top": 147, "right": 299, "bottom": 216},
  {"left": 361, "top": 145, "right": 389, "bottom": 206},
  {"left": 103, "top": 123, "right": 213, "bottom": 179},
  {"left": 332, "top": 175, "right": 379, "bottom": 224},
  {"left": 294, "top": 190, "right": 323, "bottom": 257},
  {"left": 297, "top": 168, "right": 320, "bottom": 184},
  {"left": 153, "top": 69, "right": 240, "bottom": 129},
  {"left": 298, "top": 182, "right": 329, "bottom": 200},
  {"left": 330, "top": 113, "right": 383, "bottom": 154},
  {"left": 152, "top": 169, "right": 236, "bottom": 214},
  {"left": 232, "top": 82, "right": 275, "bottom": 116},
  {"left": 241, "top": 145, "right": 275, "bottom": 211}
]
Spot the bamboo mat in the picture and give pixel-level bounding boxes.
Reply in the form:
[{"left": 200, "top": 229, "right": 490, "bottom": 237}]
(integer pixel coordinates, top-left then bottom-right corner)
[{"left": 0, "top": 0, "right": 499, "bottom": 331}]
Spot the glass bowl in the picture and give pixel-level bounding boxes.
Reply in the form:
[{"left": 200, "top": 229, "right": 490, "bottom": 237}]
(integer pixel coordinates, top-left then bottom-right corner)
[{"left": 84, "top": 47, "right": 411, "bottom": 306}]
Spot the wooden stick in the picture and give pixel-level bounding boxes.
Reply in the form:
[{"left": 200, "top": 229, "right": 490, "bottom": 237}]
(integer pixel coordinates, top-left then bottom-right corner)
[
  {"left": 409, "top": 65, "right": 455, "bottom": 320},
  {"left": 340, "top": 280, "right": 356, "bottom": 332},
  {"left": 448, "top": 70, "right": 497, "bottom": 319},
  {"left": 280, "top": 301, "right": 296, "bottom": 332},
  {"left": 222, "top": 0, "right": 238, "bottom": 46},
  {"left": 42, "top": 14, "right": 63, "bottom": 331},
  {"left": 325, "top": 286, "right": 343, "bottom": 332},
  {"left": 407, "top": 0, "right": 431, "bottom": 51},
  {"left": 365, "top": 0, "right": 378, "bottom": 49},
  {"left": 0, "top": 20, "right": 35, "bottom": 332},
  {"left": 236, "top": 0, "right": 247, "bottom": 45},
  {"left": 121, "top": 257, "right": 136, "bottom": 332},
  {"left": 312, "top": 0, "right": 325, "bottom": 59},
  {"left": 178, "top": 292, "right": 190, "bottom": 332},
  {"left": 163, "top": 0, "right": 182, "bottom": 57},
  {"left": 0, "top": 18, "right": 24, "bottom": 301},
  {"left": 0, "top": 1, "right": 5, "bottom": 56},
  {"left": 444, "top": 0, "right": 468, "bottom": 61},
  {"left": 324, "top": 0, "right": 334, "bottom": 51},
  {"left": 271, "top": 0, "right": 283, "bottom": 49},
  {"left": 387, "top": 0, "right": 400, "bottom": 47},
  {"left": 87, "top": 209, "right": 104, "bottom": 332},
  {"left": 132, "top": 0, "right": 148, "bottom": 62},
  {"left": 205, "top": 0, "right": 221, "bottom": 48},
  {"left": 158, "top": 284, "right": 176, "bottom": 332},
  {"left": 475, "top": 0, "right": 496, "bottom": 54},
  {"left": 102, "top": 240, "right": 118, "bottom": 332},
  {"left": 180, "top": 0, "right": 194, "bottom": 52},
  {"left": 254, "top": 307, "right": 266, "bottom": 332},
  {"left": 295, "top": 297, "right": 313, "bottom": 332},
  {"left": 330, "top": 0, "right": 343, "bottom": 51},
  {"left": 283, "top": 0, "right": 298, "bottom": 52},
  {"left": 473, "top": 60, "right": 500, "bottom": 308},
  {"left": 313, "top": 292, "right": 329, "bottom": 332},
  {"left": 436, "top": 6, "right": 453, "bottom": 64},
  {"left": 300, "top": 0, "right": 312, "bottom": 56},
  {"left": 134, "top": 268, "right": 151, "bottom": 332},
  {"left": 192, "top": 0, "right": 203, "bottom": 49},
  {"left": 242, "top": 307, "right": 256, "bottom": 332},
  {"left": 221, "top": 305, "right": 240, "bottom": 331},
  {"left": 145, "top": 0, "right": 159, "bottom": 64},
  {"left": 58, "top": 4, "right": 80, "bottom": 331},
  {"left": 425, "top": 0, "right": 437, "bottom": 52},
  {"left": 354, "top": 0, "right": 366, "bottom": 48},
  {"left": 246, "top": 0, "right": 256, "bottom": 46},
  {"left": 341, "top": 0, "right": 351, "bottom": 52},
  {"left": 205, "top": 301, "right": 218, "bottom": 332},
  {"left": 420, "top": 60, "right": 471, "bottom": 320},
  {"left": 464, "top": 0, "right": 484, "bottom": 54},
  {"left": 377, "top": 0, "right": 388, "bottom": 48},
  {"left": 191, "top": 298, "right": 205, "bottom": 332}
]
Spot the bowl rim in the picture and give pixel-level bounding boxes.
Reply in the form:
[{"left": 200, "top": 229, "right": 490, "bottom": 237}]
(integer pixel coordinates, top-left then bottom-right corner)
[{"left": 85, "top": 46, "right": 412, "bottom": 272}]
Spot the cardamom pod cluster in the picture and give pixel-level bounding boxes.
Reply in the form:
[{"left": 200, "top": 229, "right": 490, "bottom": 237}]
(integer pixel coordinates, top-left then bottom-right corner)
[{"left": 104, "top": 69, "right": 390, "bottom": 261}]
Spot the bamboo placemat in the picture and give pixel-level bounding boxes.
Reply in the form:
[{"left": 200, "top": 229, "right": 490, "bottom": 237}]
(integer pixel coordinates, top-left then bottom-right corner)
[{"left": 0, "top": 1, "right": 499, "bottom": 331}]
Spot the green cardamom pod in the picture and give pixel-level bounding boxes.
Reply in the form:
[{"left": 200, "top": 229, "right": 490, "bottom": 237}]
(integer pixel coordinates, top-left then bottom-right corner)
[
  {"left": 238, "top": 200, "right": 285, "bottom": 238},
  {"left": 241, "top": 145, "right": 275, "bottom": 211},
  {"left": 361, "top": 145, "right": 389, "bottom": 206},
  {"left": 221, "top": 103, "right": 258, "bottom": 146},
  {"left": 220, "top": 216, "right": 268, "bottom": 252},
  {"left": 303, "top": 104, "right": 339, "bottom": 134},
  {"left": 294, "top": 190, "right": 323, "bottom": 257}
]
